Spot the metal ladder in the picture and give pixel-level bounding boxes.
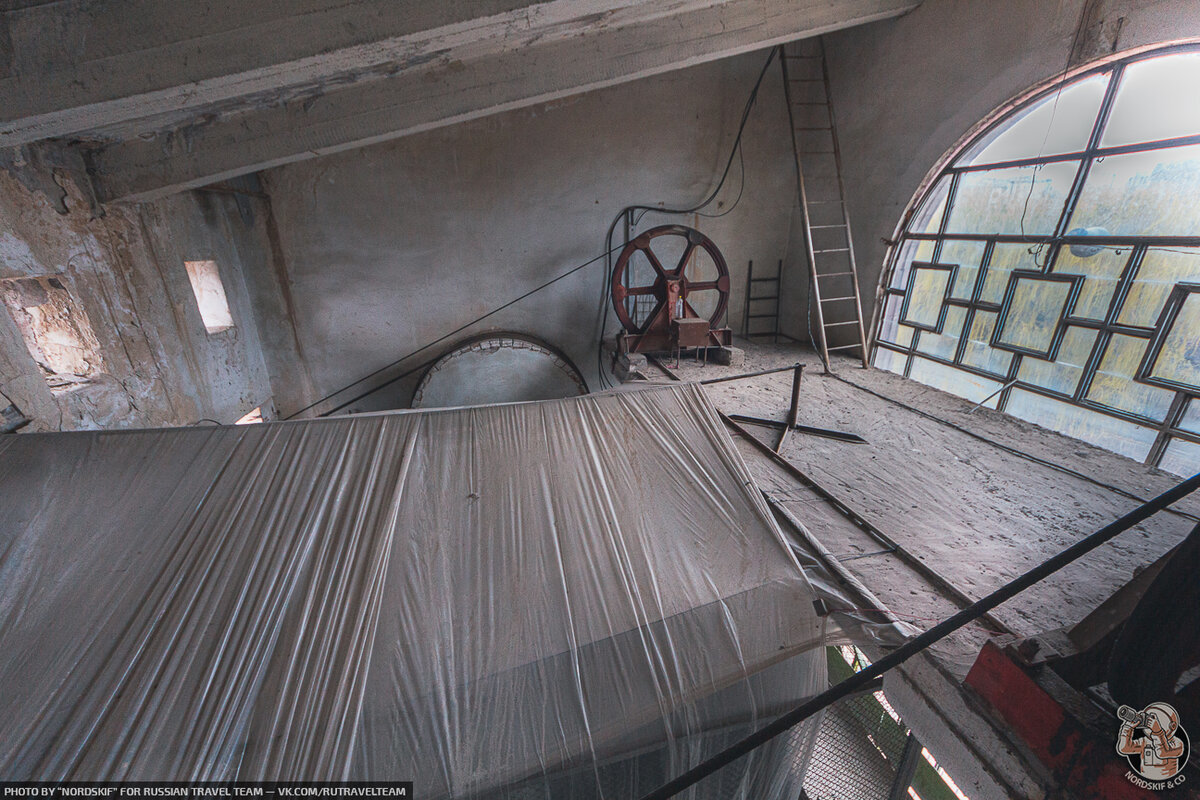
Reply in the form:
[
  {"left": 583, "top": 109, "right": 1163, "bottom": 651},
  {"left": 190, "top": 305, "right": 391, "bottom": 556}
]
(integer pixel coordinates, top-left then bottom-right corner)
[
  {"left": 742, "top": 259, "right": 782, "bottom": 342},
  {"left": 781, "top": 38, "right": 868, "bottom": 371}
]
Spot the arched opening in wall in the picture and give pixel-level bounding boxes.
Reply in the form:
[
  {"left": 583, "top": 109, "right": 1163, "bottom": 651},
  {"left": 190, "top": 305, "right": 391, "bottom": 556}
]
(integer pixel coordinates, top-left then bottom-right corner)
[
  {"left": 873, "top": 43, "right": 1200, "bottom": 476},
  {"left": 410, "top": 333, "right": 588, "bottom": 409}
]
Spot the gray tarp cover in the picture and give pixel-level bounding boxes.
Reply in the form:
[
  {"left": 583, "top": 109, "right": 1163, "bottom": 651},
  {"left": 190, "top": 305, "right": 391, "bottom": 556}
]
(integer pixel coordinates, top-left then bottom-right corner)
[{"left": 0, "top": 384, "right": 827, "bottom": 796}]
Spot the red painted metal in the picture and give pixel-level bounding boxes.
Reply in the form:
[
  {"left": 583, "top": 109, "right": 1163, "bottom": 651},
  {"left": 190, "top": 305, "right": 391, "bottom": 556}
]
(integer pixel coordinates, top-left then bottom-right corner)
[
  {"left": 965, "top": 640, "right": 1161, "bottom": 799},
  {"left": 610, "top": 225, "right": 732, "bottom": 354}
]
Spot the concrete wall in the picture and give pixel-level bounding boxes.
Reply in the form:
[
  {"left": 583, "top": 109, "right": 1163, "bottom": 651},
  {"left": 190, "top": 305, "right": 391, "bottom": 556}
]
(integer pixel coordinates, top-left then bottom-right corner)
[
  {"left": 822, "top": 0, "right": 1200, "bottom": 336},
  {"left": 0, "top": 159, "right": 297, "bottom": 431},
  {"left": 262, "top": 49, "right": 801, "bottom": 415}
]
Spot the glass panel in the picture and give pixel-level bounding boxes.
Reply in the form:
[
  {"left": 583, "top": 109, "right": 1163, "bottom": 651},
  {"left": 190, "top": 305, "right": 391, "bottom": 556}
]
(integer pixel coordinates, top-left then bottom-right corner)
[
  {"left": 874, "top": 345, "right": 908, "bottom": 375},
  {"left": 915, "top": 305, "right": 967, "bottom": 360},
  {"left": 958, "top": 73, "right": 1109, "bottom": 165},
  {"left": 1158, "top": 437, "right": 1200, "bottom": 478},
  {"left": 1118, "top": 247, "right": 1200, "bottom": 328},
  {"left": 960, "top": 310, "right": 1014, "bottom": 376},
  {"left": 902, "top": 266, "right": 953, "bottom": 329},
  {"left": 1017, "top": 326, "right": 1098, "bottom": 395},
  {"left": 1087, "top": 334, "right": 1174, "bottom": 420},
  {"left": 889, "top": 238, "right": 937, "bottom": 290},
  {"left": 1145, "top": 290, "right": 1200, "bottom": 390},
  {"left": 939, "top": 239, "right": 988, "bottom": 300},
  {"left": 909, "top": 356, "right": 1004, "bottom": 407},
  {"left": 1070, "top": 143, "right": 1200, "bottom": 236},
  {"left": 1180, "top": 400, "right": 1200, "bottom": 435},
  {"left": 911, "top": 176, "right": 952, "bottom": 235},
  {"left": 994, "top": 275, "right": 1074, "bottom": 354},
  {"left": 982, "top": 243, "right": 1044, "bottom": 304},
  {"left": 1006, "top": 387, "right": 1157, "bottom": 462},
  {"left": 1101, "top": 51, "right": 1200, "bottom": 147},
  {"left": 946, "top": 161, "right": 1077, "bottom": 235},
  {"left": 1052, "top": 245, "right": 1130, "bottom": 321},
  {"left": 878, "top": 294, "right": 916, "bottom": 347}
]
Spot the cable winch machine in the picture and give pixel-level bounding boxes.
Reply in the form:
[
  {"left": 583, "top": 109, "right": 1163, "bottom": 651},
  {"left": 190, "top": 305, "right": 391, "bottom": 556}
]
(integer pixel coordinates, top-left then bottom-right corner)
[{"left": 608, "top": 225, "right": 742, "bottom": 379}]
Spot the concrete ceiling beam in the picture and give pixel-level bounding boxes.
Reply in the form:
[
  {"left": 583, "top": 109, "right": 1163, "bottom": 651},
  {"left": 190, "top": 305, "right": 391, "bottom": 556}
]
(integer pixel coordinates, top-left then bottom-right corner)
[{"left": 88, "top": 0, "right": 917, "bottom": 202}]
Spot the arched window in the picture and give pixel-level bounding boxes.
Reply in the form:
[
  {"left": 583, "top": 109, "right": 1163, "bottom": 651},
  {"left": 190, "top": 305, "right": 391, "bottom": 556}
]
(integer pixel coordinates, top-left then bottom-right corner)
[{"left": 874, "top": 44, "right": 1200, "bottom": 476}]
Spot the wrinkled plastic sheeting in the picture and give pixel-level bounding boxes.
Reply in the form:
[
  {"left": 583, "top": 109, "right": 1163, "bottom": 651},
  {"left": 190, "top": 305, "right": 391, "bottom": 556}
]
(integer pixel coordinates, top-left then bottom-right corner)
[{"left": 0, "top": 384, "right": 829, "bottom": 796}]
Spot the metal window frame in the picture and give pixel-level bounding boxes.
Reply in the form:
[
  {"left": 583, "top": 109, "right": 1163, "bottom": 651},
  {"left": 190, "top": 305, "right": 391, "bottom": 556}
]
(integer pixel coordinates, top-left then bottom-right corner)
[
  {"left": 899, "top": 261, "right": 958, "bottom": 332},
  {"left": 1136, "top": 282, "right": 1200, "bottom": 393},
  {"left": 870, "top": 42, "right": 1200, "bottom": 472},
  {"left": 990, "top": 270, "right": 1083, "bottom": 359}
]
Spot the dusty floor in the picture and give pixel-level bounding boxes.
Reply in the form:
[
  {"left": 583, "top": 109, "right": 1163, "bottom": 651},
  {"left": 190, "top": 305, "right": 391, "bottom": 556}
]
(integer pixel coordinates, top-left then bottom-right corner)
[{"left": 641, "top": 337, "right": 1199, "bottom": 677}]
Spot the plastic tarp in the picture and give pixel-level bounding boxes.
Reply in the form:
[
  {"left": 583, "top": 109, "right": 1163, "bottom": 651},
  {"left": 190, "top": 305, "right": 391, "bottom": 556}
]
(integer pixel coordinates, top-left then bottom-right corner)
[{"left": 0, "top": 384, "right": 829, "bottom": 796}]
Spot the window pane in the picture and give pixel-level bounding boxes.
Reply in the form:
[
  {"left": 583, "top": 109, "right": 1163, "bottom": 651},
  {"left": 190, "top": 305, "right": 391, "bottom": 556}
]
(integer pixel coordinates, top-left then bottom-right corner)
[
  {"left": 878, "top": 294, "right": 915, "bottom": 347},
  {"left": 946, "top": 162, "right": 1077, "bottom": 235},
  {"left": 1070, "top": 144, "right": 1200, "bottom": 236},
  {"left": 1117, "top": 247, "right": 1200, "bottom": 328},
  {"left": 911, "top": 176, "right": 952, "bottom": 235},
  {"left": 1006, "top": 387, "right": 1157, "bottom": 462},
  {"left": 994, "top": 275, "right": 1075, "bottom": 355},
  {"left": 960, "top": 310, "right": 1014, "bottom": 376},
  {"left": 1017, "top": 326, "right": 1098, "bottom": 395},
  {"left": 1086, "top": 334, "right": 1174, "bottom": 420},
  {"left": 940, "top": 239, "right": 988, "bottom": 300},
  {"left": 1101, "top": 51, "right": 1200, "bottom": 147},
  {"left": 874, "top": 345, "right": 908, "bottom": 375},
  {"left": 902, "top": 266, "right": 953, "bottom": 329},
  {"left": 1159, "top": 437, "right": 1200, "bottom": 478},
  {"left": 982, "top": 243, "right": 1044, "bottom": 304},
  {"left": 916, "top": 305, "right": 967, "bottom": 360},
  {"left": 1180, "top": 400, "right": 1200, "bottom": 435},
  {"left": 909, "top": 356, "right": 1004, "bottom": 407},
  {"left": 958, "top": 73, "right": 1108, "bottom": 165},
  {"left": 1052, "top": 245, "right": 1130, "bottom": 321},
  {"left": 1144, "top": 289, "right": 1200, "bottom": 390},
  {"left": 889, "top": 238, "right": 937, "bottom": 290}
]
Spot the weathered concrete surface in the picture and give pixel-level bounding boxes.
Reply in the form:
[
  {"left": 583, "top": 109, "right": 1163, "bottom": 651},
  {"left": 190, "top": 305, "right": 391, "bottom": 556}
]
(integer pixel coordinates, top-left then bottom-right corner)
[
  {"left": 0, "top": 160, "right": 300, "bottom": 430},
  {"left": 817, "top": 0, "right": 1200, "bottom": 330},
  {"left": 77, "top": 0, "right": 919, "bottom": 201},
  {"left": 264, "top": 53, "right": 799, "bottom": 416}
]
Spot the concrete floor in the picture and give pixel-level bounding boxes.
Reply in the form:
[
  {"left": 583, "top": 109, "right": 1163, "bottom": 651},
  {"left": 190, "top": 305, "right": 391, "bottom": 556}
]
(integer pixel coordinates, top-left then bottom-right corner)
[{"left": 643, "top": 338, "right": 1200, "bottom": 678}]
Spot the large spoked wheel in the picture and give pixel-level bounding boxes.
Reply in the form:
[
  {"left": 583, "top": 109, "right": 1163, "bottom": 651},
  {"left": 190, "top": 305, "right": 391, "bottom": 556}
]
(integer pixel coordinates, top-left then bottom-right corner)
[{"left": 610, "top": 225, "right": 731, "bottom": 334}]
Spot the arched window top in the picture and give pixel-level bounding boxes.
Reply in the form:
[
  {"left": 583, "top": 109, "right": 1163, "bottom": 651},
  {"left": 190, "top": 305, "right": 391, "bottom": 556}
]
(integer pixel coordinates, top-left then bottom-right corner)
[{"left": 875, "top": 44, "right": 1200, "bottom": 476}]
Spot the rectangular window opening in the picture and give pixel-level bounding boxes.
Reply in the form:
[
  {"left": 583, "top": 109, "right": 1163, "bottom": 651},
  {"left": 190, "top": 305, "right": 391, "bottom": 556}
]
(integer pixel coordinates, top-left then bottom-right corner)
[{"left": 184, "top": 259, "right": 235, "bottom": 334}]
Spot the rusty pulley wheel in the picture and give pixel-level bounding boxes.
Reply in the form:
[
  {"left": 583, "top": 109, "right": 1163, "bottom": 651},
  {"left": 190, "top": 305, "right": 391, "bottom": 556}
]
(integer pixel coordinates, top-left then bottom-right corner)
[{"left": 610, "top": 225, "right": 731, "bottom": 334}]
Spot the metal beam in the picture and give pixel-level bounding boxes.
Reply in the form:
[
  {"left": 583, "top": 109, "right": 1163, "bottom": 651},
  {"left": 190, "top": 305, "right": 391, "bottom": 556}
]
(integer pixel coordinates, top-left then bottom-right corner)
[{"left": 85, "top": 0, "right": 919, "bottom": 202}]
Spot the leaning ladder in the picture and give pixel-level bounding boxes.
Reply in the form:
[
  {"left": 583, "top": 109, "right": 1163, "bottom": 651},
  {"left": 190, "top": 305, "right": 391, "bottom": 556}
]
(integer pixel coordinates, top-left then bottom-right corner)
[{"left": 780, "top": 39, "right": 868, "bottom": 371}]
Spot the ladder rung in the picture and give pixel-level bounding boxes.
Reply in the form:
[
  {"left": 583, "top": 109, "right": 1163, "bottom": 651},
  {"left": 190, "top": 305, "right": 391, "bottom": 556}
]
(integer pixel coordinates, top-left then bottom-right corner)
[
  {"left": 747, "top": 313, "right": 778, "bottom": 319},
  {"left": 808, "top": 225, "right": 846, "bottom": 230},
  {"left": 815, "top": 271, "right": 854, "bottom": 277},
  {"left": 820, "top": 296, "right": 856, "bottom": 302},
  {"left": 748, "top": 295, "right": 779, "bottom": 301},
  {"left": 827, "top": 344, "right": 863, "bottom": 351},
  {"left": 824, "top": 320, "right": 860, "bottom": 327},
  {"left": 750, "top": 277, "right": 780, "bottom": 282},
  {"left": 812, "top": 248, "right": 850, "bottom": 254},
  {"left": 808, "top": 200, "right": 844, "bottom": 205}
]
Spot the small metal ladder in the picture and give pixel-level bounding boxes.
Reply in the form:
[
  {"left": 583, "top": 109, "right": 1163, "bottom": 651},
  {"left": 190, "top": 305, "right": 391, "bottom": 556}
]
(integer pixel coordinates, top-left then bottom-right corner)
[{"left": 780, "top": 38, "right": 868, "bottom": 371}]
